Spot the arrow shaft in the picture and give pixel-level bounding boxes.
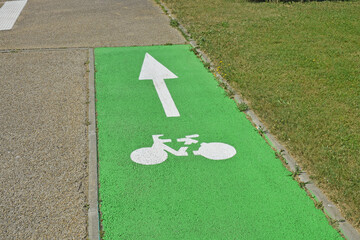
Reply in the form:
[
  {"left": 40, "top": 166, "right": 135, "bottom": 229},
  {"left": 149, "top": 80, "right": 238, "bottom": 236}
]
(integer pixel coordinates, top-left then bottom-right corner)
[{"left": 153, "top": 77, "right": 180, "bottom": 117}]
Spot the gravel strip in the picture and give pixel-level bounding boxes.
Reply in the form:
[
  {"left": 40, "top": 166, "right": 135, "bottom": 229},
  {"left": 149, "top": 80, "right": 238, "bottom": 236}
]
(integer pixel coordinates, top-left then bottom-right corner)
[{"left": 0, "top": 49, "right": 89, "bottom": 239}]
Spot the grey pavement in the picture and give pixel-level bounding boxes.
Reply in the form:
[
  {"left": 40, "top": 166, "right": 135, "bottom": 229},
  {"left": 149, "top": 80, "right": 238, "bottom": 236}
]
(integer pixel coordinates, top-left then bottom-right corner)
[
  {"left": 0, "top": 0, "right": 185, "bottom": 49},
  {"left": 0, "top": 0, "right": 185, "bottom": 239},
  {"left": 0, "top": 49, "right": 89, "bottom": 239}
]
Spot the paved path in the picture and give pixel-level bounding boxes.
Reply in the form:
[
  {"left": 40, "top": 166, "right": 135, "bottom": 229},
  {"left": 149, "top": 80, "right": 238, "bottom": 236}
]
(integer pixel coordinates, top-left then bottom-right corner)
[
  {"left": 0, "top": 0, "right": 184, "bottom": 49},
  {"left": 0, "top": 0, "right": 183, "bottom": 239},
  {"left": 0, "top": 49, "right": 89, "bottom": 239},
  {"left": 94, "top": 45, "right": 343, "bottom": 240}
]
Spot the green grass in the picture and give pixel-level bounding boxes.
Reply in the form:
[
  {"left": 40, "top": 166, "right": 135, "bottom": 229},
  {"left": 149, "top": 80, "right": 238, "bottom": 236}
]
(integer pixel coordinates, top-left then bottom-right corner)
[{"left": 162, "top": 0, "right": 360, "bottom": 230}]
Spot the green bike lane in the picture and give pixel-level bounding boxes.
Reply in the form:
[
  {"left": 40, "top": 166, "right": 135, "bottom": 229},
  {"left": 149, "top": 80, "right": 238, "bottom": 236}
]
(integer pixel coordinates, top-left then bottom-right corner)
[{"left": 94, "top": 45, "right": 342, "bottom": 239}]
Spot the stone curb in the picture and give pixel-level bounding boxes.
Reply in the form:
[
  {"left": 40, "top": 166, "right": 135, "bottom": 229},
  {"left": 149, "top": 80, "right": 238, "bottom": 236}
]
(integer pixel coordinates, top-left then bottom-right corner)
[{"left": 88, "top": 48, "right": 100, "bottom": 240}]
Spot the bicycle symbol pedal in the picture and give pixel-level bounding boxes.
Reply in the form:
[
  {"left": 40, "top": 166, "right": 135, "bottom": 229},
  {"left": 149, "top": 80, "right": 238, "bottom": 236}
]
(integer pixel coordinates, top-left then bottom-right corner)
[{"left": 130, "top": 134, "right": 237, "bottom": 165}]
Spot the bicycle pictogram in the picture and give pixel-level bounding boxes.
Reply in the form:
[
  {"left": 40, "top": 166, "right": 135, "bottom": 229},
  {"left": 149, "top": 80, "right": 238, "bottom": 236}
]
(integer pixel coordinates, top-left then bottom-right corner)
[{"left": 130, "top": 134, "right": 237, "bottom": 165}]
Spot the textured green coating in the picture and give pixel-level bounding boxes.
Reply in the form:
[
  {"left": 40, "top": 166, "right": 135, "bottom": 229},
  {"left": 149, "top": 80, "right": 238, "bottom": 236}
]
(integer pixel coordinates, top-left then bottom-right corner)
[{"left": 95, "top": 45, "right": 341, "bottom": 239}]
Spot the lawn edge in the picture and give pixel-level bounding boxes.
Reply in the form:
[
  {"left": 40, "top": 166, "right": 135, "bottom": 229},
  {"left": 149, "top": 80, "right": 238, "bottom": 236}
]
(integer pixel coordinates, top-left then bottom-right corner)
[{"left": 154, "top": 0, "right": 360, "bottom": 239}]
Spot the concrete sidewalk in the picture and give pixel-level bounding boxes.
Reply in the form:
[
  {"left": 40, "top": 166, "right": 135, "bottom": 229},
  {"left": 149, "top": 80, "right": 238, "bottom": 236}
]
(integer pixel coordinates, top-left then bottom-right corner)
[
  {"left": 0, "top": 0, "right": 184, "bottom": 49},
  {"left": 0, "top": 49, "right": 89, "bottom": 239},
  {"left": 0, "top": 0, "right": 184, "bottom": 239}
]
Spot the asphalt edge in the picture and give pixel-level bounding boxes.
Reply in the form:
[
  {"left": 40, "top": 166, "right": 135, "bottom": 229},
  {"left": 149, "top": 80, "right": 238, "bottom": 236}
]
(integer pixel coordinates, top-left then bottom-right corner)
[
  {"left": 88, "top": 48, "right": 101, "bottom": 240},
  {"left": 155, "top": 1, "right": 360, "bottom": 239}
]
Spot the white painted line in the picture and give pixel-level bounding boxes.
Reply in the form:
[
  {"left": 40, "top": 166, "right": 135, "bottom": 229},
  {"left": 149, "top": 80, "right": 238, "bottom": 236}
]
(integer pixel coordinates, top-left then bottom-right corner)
[
  {"left": 139, "top": 53, "right": 180, "bottom": 117},
  {"left": 0, "top": 0, "right": 27, "bottom": 31}
]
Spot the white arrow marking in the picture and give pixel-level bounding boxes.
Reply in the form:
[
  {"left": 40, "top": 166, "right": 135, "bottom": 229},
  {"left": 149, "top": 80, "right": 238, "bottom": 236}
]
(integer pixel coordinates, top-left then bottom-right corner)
[
  {"left": 0, "top": 0, "right": 27, "bottom": 31},
  {"left": 139, "top": 53, "right": 180, "bottom": 117}
]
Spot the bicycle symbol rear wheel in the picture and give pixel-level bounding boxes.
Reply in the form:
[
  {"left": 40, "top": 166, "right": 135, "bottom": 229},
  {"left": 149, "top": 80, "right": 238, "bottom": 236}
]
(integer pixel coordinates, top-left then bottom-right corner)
[{"left": 130, "top": 147, "right": 168, "bottom": 165}]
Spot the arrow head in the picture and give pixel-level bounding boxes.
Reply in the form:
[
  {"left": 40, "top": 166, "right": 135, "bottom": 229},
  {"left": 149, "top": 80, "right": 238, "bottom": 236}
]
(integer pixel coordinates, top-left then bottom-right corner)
[{"left": 139, "top": 53, "right": 178, "bottom": 80}]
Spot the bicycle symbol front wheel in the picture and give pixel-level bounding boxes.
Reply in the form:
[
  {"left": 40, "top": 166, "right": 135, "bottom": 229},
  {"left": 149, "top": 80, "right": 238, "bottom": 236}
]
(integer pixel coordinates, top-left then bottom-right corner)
[{"left": 193, "top": 142, "right": 236, "bottom": 160}]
